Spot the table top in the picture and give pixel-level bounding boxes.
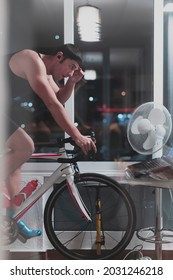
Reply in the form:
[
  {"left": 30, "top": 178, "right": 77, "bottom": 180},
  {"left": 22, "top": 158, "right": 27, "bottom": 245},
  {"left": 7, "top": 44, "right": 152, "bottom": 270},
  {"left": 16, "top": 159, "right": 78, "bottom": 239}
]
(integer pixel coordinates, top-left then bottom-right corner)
[{"left": 119, "top": 177, "right": 173, "bottom": 189}]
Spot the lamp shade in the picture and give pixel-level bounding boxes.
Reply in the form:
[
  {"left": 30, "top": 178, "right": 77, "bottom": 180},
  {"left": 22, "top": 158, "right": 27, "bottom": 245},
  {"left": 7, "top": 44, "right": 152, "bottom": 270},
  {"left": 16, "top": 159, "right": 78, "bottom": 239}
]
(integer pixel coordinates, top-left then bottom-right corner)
[{"left": 77, "top": 5, "right": 101, "bottom": 42}]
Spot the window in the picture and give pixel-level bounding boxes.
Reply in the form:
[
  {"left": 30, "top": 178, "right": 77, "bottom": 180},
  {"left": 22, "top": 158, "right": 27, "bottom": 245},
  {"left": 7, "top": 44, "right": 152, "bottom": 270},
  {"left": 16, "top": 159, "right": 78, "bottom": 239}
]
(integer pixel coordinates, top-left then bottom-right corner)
[{"left": 74, "top": 0, "right": 154, "bottom": 161}]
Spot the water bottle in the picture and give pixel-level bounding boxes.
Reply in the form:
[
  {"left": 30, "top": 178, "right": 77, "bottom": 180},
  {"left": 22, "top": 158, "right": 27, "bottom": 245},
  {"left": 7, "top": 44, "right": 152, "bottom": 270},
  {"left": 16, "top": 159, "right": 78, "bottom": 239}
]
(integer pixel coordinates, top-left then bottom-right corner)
[{"left": 13, "top": 180, "right": 38, "bottom": 206}]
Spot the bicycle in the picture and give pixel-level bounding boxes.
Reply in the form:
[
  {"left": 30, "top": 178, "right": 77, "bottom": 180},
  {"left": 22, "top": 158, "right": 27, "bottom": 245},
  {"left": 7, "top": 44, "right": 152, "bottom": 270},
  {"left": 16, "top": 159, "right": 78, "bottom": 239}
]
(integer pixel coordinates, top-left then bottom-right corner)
[{"left": 2, "top": 135, "right": 136, "bottom": 260}]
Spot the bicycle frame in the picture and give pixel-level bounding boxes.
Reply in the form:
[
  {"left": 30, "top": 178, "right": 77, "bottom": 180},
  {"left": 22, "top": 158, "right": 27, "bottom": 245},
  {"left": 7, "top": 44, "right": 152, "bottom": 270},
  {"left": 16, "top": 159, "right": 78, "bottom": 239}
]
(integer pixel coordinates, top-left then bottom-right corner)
[{"left": 12, "top": 148, "right": 91, "bottom": 222}]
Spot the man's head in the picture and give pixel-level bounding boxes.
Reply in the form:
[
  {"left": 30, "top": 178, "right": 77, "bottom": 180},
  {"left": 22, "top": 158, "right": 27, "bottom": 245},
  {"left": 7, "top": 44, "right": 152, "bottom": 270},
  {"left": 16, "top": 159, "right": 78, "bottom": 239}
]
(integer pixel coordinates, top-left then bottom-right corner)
[
  {"left": 40, "top": 44, "right": 83, "bottom": 68},
  {"left": 57, "top": 44, "right": 83, "bottom": 69},
  {"left": 41, "top": 44, "right": 83, "bottom": 81}
]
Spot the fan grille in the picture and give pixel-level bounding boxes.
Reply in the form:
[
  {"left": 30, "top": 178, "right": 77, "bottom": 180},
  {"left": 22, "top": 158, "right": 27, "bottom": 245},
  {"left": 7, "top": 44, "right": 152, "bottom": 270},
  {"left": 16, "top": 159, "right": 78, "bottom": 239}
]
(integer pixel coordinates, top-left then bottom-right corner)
[{"left": 127, "top": 102, "right": 172, "bottom": 155}]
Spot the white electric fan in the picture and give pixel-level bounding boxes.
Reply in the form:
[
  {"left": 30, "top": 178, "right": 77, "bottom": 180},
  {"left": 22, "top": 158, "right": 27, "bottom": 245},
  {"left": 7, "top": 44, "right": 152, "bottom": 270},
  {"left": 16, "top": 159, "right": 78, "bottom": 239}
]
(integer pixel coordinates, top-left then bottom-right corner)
[
  {"left": 127, "top": 101, "right": 173, "bottom": 260},
  {"left": 127, "top": 102, "right": 172, "bottom": 156}
]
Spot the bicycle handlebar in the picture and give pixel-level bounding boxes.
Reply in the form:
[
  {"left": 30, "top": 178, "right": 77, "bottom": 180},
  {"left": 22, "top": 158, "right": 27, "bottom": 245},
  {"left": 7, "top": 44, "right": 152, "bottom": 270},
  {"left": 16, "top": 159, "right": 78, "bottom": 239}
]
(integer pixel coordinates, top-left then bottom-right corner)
[
  {"left": 56, "top": 132, "right": 96, "bottom": 164},
  {"left": 56, "top": 136, "right": 76, "bottom": 148}
]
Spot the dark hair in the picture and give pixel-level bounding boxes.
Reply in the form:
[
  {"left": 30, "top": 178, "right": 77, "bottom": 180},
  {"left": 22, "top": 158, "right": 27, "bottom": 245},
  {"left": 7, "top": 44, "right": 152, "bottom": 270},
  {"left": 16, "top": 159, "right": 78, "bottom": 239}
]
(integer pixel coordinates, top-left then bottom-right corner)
[
  {"left": 37, "top": 44, "right": 83, "bottom": 68},
  {"left": 61, "top": 44, "right": 83, "bottom": 68}
]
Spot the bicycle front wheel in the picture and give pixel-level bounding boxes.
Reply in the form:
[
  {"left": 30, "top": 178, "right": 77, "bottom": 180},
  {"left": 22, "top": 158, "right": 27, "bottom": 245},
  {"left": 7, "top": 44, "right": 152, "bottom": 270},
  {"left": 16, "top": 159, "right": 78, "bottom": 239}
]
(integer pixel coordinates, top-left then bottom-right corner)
[{"left": 44, "top": 173, "right": 136, "bottom": 260}]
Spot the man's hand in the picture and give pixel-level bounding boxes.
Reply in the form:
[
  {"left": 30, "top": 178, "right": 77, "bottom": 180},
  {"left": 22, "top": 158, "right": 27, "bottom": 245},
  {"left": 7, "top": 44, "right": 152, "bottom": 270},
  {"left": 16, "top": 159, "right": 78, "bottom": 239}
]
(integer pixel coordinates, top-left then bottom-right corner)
[
  {"left": 74, "top": 135, "right": 97, "bottom": 156},
  {"left": 69, "top": 68, "right": 84, "bottom": 84}
]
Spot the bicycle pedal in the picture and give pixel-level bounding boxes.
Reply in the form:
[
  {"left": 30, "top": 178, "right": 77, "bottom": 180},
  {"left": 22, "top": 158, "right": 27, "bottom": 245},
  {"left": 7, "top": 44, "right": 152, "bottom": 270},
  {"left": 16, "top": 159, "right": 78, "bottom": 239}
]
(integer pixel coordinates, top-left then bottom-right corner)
[
  {"left": 18, "top": 231, "right": 42, "bottom": 243},
  {"left": 18, "top": 233, "right": 28, "bottom": 243}
]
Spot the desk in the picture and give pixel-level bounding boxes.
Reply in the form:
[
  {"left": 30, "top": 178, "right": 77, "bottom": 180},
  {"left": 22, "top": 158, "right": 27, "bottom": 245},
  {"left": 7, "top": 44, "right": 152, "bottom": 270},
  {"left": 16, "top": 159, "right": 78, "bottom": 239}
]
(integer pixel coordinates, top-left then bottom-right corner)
[{"left": 119, "top": 177, "right": 173, "bottom": 259}]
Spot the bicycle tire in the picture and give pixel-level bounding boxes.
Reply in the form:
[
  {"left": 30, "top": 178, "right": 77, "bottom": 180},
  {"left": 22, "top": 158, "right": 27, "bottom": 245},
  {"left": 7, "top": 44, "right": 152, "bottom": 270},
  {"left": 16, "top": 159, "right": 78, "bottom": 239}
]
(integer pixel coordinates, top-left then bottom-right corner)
[{"left": 44, "top": 173, "right": 136, "bottom": 260}]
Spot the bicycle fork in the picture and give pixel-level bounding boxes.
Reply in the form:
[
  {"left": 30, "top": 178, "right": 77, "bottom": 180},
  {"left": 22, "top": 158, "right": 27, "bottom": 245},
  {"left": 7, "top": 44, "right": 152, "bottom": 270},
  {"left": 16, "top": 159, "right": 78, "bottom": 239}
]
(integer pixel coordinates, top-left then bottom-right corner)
[
  {"left": 66, "top": 164, "right": 92, "bottom": 221},
  {"left": 95, "top": 188, "right": 105, "bottom": 255}
]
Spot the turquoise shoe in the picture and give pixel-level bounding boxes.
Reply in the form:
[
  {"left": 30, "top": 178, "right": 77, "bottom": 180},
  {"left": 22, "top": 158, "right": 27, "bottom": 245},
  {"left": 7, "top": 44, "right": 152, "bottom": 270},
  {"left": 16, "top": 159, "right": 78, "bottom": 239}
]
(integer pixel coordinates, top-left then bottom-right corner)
[{"left": 17, "top": 220, "right": 42, "bottom": 239}]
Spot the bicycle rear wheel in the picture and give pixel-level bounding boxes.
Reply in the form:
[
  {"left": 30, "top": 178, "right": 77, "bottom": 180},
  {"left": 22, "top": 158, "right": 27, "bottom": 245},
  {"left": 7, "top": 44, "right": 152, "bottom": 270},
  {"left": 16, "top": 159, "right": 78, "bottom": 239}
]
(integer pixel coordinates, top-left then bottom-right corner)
[{"left": 44, "top": 173, "right": 136, "bottom": 260}]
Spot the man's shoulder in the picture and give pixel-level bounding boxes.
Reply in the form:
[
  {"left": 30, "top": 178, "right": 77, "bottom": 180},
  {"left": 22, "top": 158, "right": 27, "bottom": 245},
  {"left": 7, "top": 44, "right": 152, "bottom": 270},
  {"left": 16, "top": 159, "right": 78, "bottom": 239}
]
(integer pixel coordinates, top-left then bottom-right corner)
[
  {"left": 12, "top": 49, "right": 38, "bottom": 58},
  {"left": 9, "top": 49, "right": 44, "bottom": 77},
  {"left": 10, "top": 50, "right": 41, "bottom": 67}
]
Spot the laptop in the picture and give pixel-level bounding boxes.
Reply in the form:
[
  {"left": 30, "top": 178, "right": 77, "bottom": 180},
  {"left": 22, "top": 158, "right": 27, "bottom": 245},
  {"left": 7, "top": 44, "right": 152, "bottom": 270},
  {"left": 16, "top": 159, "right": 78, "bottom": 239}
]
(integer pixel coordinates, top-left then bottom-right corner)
[{"left": 125, "top": 147, "right": 173, "bottom": 180}]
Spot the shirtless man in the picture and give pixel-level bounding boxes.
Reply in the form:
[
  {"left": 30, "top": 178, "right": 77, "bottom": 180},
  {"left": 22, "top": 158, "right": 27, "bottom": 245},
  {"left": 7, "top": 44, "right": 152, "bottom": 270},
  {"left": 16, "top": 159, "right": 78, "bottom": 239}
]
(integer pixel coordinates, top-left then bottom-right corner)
[{"left": 5, "top": 44, "right": 96, "bottom": 238}]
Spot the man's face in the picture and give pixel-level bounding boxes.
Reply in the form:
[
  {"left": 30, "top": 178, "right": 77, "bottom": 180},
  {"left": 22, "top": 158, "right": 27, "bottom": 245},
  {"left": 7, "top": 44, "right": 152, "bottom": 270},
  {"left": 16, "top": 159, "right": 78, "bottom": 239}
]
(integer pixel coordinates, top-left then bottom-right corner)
[{"left": 53, "top": 57, "right": 80, "bottom": 82}]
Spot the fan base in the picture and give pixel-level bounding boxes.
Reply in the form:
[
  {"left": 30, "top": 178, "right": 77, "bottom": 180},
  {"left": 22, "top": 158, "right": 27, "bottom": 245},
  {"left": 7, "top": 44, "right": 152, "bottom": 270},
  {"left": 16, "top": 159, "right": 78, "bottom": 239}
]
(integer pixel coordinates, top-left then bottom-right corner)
[{"left": 136, "top": 227, "right": 173, "bottom": 244}]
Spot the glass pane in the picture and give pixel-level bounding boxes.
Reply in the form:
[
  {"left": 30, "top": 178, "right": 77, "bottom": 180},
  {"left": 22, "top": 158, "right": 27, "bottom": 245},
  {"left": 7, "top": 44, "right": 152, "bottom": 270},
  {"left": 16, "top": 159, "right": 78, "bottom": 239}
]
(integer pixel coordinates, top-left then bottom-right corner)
[
  {"left": 74, "top": 0, "right": 154, "bottom": 161},
  {"left": 164, "top": 0, "right": 173, "bottom": 147},
  {"left": 7, "top": 0, "right": 64, "bottom": 153}
]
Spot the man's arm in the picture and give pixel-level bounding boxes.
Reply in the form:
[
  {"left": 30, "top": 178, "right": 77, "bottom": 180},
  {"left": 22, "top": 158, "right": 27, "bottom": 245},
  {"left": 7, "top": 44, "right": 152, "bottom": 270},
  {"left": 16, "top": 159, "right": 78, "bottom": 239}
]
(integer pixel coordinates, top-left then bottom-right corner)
[
  {"left": 45, "top": 68, "right": 84, "bottom": 105},
  {"left": 32, "top": 77, "right": 96, "bottom": 154},
  {"left": 31, "top": 75, "right": 80, "bottom": 137},
  {"left": 48, "top": 75, "right": 75, "bottom": 105},
  {"left": 56, "top": 68, "right": 84, "bottom": 104}
]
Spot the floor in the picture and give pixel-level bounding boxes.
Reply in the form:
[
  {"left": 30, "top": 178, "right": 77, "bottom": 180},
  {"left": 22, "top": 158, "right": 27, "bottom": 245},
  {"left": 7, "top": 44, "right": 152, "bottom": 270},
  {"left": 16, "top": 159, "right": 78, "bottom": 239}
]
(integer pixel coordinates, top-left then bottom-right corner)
[{"left": 2, "top": 250, "right": 173, "bottom": 260}]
